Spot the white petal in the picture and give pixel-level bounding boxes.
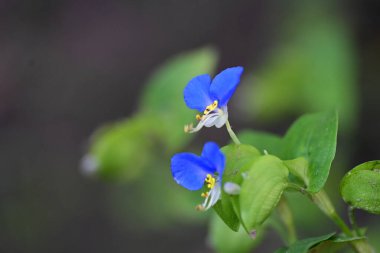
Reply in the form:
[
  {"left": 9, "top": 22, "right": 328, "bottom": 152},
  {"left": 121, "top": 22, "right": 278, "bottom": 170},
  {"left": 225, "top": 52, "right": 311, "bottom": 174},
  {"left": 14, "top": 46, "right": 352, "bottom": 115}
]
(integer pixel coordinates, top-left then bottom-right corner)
[
  {"left": 201, "top": 184, "right": 222, "bottom": 210},
  {"left": 203, "top": 113, "right": 220, "bottom": 127},
  {"left": 187, "top": 106, "right": 228, "bottom": 133},
  {"left": 214, "top": 106, "right": 228, "bottom": 128}
]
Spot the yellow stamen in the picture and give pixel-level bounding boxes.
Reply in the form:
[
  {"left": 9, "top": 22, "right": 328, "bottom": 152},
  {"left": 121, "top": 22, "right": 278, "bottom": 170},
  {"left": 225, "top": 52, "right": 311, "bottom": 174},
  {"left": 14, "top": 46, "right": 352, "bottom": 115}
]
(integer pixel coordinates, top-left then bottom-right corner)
[
  {"left": 190, "top": 101, "right": 219, "bottom": 127},
  {"left": 205, "top": 174, "right": 216, "bottom": 189},
  {"left": 203, "top": 100, "right": 218, "bottom": 116},
  {"left": 201, "top": 192, "right": 209, "bottom": 198}
]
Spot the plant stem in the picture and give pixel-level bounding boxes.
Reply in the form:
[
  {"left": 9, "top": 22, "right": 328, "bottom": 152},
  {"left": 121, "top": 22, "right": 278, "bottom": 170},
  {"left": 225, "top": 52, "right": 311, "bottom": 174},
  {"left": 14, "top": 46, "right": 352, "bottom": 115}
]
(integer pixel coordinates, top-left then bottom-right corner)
[
  {"left": 310, "top": 190, "right": 352, "bottom": 236},
  {"left": 348, "top": 206, "right": 361, "bottom": 236},
  {"left": 225, "top": 120, "right": 241, "bottom": 145},
  {"left": 266, "top": 218, "right": 290, "bottom": 245},
  {"left": 310, "top": 190, "right": 375, "bottom": 253},
  {"left": 277, "top": 197, "right": 297, "bottom": 244}
]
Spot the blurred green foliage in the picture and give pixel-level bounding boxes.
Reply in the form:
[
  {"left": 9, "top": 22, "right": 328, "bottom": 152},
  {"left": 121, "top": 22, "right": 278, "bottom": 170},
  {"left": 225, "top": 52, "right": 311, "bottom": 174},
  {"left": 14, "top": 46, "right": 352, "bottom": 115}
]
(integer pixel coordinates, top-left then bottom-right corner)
[
  {"left": 209, "top": 214, "right": 264, "bottom": 253},
  {"left": 239, "top": 2, "right": 357, "bottom": 131},
  {"left": 105, "top": 164, "right": 207, "bottom": 229},
  {"left": 87, "top": 115, "right": 156, "bottom": 181}
]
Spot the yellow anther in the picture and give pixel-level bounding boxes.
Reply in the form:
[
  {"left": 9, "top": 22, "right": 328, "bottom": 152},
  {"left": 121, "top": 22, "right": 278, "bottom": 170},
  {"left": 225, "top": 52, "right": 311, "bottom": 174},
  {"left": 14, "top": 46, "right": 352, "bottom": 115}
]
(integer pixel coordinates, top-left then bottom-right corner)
[
  {"left": 201, "top": 192, "right": 209, "bottom": 198},
  {"left": 196, "top": 205, "right": 205, "bottom": 211},
  {"left": 184, "top": 124, "right": 193, "bottom": 133},
  {"left": 203, "top": 100, "right": 218, "bottom": 116},
  {"left": 192, "top": 101, "right": 219, "bottom": 123},
  {"left": 205, "top": 174, "right": 216, "bottom": 189}
]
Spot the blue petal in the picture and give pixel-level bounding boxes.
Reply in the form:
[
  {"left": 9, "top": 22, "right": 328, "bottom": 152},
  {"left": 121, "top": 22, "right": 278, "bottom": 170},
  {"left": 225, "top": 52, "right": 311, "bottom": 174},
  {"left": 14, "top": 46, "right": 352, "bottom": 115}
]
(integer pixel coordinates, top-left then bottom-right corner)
[
  {"left": 183, "top": 74, "right": 213, "bottom": 112},
  {"left": 201, "top": 142, "right": 225, "bottom": 176},
  {"left": 210, "top": 66, "right": 243, "bottom": 106},
  {"left": 171, "top": 153, "right": 215, "bottom": 190}
]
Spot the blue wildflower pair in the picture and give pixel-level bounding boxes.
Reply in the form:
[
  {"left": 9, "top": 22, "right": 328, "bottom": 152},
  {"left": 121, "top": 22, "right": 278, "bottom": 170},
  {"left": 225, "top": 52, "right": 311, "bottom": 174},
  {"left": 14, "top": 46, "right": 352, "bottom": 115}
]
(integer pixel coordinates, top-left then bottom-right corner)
[{"left": 171, "top": 67, "right": 244, "bottom": 210}]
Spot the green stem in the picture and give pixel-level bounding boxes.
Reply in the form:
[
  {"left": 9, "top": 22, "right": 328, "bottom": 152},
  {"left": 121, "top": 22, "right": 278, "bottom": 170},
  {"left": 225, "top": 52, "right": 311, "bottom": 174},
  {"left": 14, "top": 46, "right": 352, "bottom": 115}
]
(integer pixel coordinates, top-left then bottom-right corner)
[
  {"left": 310, "top": 190, "right": 375, "bottom": 253},
  {"left": 310, "top": 190, "right": 352, "bottom": 236},
  {"left": 348, "top": 206, "right": 361, "bottom": 236},
  {"left": 277, "top": 197, "right": 297, "bottom": 244},
  {"left": 225, "top": 120, "right": 241, "bottom": 145},
  {"left": 266, "top": 218, "right": 289, "bottom": 245}
]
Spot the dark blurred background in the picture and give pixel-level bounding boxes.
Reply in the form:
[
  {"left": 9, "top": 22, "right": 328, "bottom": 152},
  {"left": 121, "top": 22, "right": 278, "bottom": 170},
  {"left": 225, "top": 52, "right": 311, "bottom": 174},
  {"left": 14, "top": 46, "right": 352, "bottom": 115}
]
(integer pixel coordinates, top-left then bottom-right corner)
[{"left": 0, "top": 0, "right": 379, "bottom": 252}]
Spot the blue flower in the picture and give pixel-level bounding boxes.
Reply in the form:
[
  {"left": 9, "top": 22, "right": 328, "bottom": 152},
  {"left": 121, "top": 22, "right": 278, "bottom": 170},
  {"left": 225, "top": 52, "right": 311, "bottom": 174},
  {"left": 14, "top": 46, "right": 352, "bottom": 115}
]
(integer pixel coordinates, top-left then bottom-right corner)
[
  {"left": 171, "top": 142, "right": 225, "bottom": 210},
  {"left": 183, "top": 66, "right": 244, "bottom": 133}
]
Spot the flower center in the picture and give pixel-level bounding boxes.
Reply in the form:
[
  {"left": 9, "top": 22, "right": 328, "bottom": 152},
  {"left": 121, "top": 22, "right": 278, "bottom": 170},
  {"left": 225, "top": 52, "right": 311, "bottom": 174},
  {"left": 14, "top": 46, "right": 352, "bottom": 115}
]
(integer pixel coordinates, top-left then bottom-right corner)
[
  {"left": 196, "top": 100, "right": 218, "bottom": 121},
  {"left": 205, "top": 174, "right": 216, "bottom": 189},
  {"left": 197, "top": 173, "right": 221, "bottom": 211},
  {"left": 200, "top": 174, "right": 216, "bottom": 198}
]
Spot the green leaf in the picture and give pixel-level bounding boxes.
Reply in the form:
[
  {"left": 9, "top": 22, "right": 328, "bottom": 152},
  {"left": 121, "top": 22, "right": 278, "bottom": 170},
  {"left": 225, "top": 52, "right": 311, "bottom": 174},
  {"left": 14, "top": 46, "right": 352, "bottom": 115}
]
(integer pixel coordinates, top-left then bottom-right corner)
[
  {"left": 284, "top": 157, "right": 309, "bottom": 187},
  {"left": 213, "top": 197, "right": 241, "bottom": 232},
  {"left": 276, "top": 232, "right": 335, "bottom": 253},
  {"left": 214, "top": 144, "right": 261, "bottom": 231},
  {"left": 139, "top": 47, "right": 218, "bottom": 151},
  {"left": 310, "top": 234, "right": 368, "bottom": 253},
  {"left": 240, "top": 155, "right": 289, "bottom": 231},
  {"left": 278, "top": 233, "right": 370, "bottom": 253},
  {"left": 281, "top": 111, "right": 338, "bottom": 193},
  {"left": 340, "top": 161, "right": 380, "bottom": 214},
  {"left": 85, "top": 115, "right": 156, "bottom": 181},
  {"left": 238, "top": 130, "right": 282, "bottom": 156},
  {"left": 222, "top": 144, "right": 261, "bottom": 185},
  {"left": 209, "top": 214, "right": 264, "bottom": 253},
  {"left": 106, "top": 166, "right": 207, "bottom": 230}
]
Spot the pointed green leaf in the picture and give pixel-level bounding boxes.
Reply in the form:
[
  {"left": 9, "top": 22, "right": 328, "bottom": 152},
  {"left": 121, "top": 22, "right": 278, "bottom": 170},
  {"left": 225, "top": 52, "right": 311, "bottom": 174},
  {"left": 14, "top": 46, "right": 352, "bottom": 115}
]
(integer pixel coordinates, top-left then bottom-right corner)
[
  {"left": 284, "top": 157, "right": 309, "bottom": 187},
  {"left": 310, "top": 234, "right": 369, "bottom": 253},
  {"left": 213, "top": 197, "right": 241, "bottom": 232},
  {"left": 276, "top": 232, "right": 335, "bottom": 253},
  {"left": 282, "top": 111, "right": 338, "bottom": 193},
  {"left": 240, "top": 155, "right": 289, "bottom": 231},
  {"left": 340, "top": 161, "right": 380, "bottom": 214},
  {"left": 214, "top": 144, "right": 261, "bottom": 231}
]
